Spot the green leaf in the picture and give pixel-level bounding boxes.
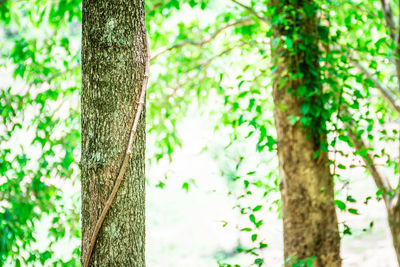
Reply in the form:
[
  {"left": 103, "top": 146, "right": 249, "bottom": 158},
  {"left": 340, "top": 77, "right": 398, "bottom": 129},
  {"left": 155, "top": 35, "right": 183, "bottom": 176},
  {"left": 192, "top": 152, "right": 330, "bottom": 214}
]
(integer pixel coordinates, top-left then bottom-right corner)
[
  {"left": 254, "top": 258, "right": 263, "bottom": 266},
  {"left": 259, "top": 242, "right": 267, "bottom": 248},
  {"left": 288, "top": 115, "right": 300, "bottom": 125},
  {"left": 39, "top": 251, "right": 52, "bottom": 264},
  {"left": 335, "top": 200, "right": 346, "bottom": 211},
  {"left": 320, "top": 143, "right": 329, "bottom": 153},
  {"left": 343, "top": 224, "right": 352, "bottom": 235},
  {"left": 156, "top": 181, "right": 166, "bottom": 189},
  {"left": 249, "top": 214, "right": 256, "bottom": 224},
  {"left": 306, "top": 256, "right": 316, "bottom": 267},
  {"left": 238, "top": 80, "right": 245, "bottom": 89},
  {"left": 251, "top": 234, "right": 257, "bottom": 241},
  {"left": 375, "top": 37, "right": 386, "bottom": 51},
  {"left": 301, "top": 116, "right": 311, "bottom": 127},
  {"left": 238, "top": 89, "right": 247, "bottom": 97},
  {"left": 182, "top": 182, "right": 189, "bottom": 192},
  {"left": 348, "top": 208, "right": 359, "bottom": 215},
  {"left": 317, "top": 25, "right": 329, "bottom": 43},
  {"left": 253, "top": 205, "right": 262, "bottom": 212},
  {"left": 285, "top": 37, "right": 293, "bottom": 50},
  {"left": 300, "top": 102, "right": 310, "bottom": 115},
  {"left": 346, "top": 195, "right": 356, "bottom": 203},
  {"left": 337, "top": 164, "right": 346, "bottom": 169}
]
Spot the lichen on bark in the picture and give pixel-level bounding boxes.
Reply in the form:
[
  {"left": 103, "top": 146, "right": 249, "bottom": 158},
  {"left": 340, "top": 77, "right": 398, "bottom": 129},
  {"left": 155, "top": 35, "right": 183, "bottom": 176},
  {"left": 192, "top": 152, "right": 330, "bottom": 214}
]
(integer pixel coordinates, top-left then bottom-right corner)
[{"left": 81, "top": 0, "right": 147, "bottom": 266}]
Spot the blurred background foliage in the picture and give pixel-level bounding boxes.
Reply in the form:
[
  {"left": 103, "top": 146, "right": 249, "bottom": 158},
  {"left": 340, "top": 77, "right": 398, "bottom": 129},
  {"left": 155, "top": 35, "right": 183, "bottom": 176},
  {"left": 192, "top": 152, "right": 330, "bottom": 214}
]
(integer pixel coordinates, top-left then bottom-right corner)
[{"left": 0, "top": 0, "right": 399, "bottom": 266}]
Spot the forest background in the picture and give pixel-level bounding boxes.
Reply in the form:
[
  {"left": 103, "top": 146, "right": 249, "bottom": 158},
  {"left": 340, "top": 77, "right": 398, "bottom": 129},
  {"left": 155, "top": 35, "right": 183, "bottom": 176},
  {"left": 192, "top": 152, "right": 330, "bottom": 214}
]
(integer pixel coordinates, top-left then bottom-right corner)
[{"left": 1, "top": 0, "right": 399, "bottom": 266}]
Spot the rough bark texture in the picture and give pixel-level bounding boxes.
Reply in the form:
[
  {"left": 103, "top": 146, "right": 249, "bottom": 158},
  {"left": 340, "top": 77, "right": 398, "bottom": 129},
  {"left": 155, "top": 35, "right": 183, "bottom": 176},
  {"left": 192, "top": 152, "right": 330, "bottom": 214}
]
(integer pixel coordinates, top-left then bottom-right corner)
[
  {"left": 270, "top": 0, "right": 341, "bottom": 266},
  {"left": 81, "top": 1, "right": 147, "bottom": 266}
]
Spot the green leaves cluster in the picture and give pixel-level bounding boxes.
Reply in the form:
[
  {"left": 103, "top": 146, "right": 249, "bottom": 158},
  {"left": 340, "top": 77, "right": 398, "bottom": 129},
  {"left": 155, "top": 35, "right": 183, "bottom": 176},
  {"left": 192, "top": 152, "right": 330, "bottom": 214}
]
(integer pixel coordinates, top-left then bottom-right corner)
[
  {"left": 1, "top": 0, "right": 400, "bottom": 265},
  {"left": 0, "top": 0, "right": 81, "bottom": 265}
]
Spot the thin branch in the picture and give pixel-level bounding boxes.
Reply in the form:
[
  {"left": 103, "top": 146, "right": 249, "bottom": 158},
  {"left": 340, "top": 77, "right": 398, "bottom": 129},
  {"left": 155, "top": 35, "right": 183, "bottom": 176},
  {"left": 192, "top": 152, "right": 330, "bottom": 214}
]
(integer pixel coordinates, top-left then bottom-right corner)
[
  {"left": 201, "top": 45, "right": 238, "bottom": 69},
  {"left": 332, "top": 86, "right": 344, "bottom": 177},
  {"left": 151, "top": 18, "right": 253, "bottom": 61},
  {"left": 346, "top": 121, "right": 393, "bottom": 205},
  {"left": 176, "top": 42, "right": 245, "bottom": 83},
  {"left": 341, "top": 22, "right": 400, "bottom": 187},
  {"left": 84, "top": 37, "right": 150, "bottom": 267},
  {"left": 380, "top": 0, "right": 397, "bottom": 41},
  {"left": 30, "top": 65, "right": 80, "bottom": 86},
  {"left": 350, "top": 58, "right": 400, "bottom": 114},
  {"left": 231, "top": 0, "right": 269, "bottom": 24},
  {"left": 379, "top": 0, "right": 400, "bottom": 95},
  {"left": 158, "top": 42, "right": 249, "bottom": 109}
]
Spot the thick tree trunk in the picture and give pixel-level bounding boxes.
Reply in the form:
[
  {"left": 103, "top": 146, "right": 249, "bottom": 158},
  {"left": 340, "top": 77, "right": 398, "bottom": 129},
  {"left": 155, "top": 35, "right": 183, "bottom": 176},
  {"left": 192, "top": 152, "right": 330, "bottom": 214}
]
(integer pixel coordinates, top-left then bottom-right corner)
[
  {"left": 81, "top": 0, "right": 147, "bottom": 266},
  {"left": 270, "top": 1, "right": 341, "bottom": 266}
]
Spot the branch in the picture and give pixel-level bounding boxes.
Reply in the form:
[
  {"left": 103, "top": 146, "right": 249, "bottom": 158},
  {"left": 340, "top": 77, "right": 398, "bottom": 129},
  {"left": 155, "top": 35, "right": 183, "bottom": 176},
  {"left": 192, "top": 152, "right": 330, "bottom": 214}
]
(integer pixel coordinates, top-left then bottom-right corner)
[
  {"left": 231, "top": 0, "right": 269, "bottom": 24},
  {"left": 150, "top": 18, "right": 253, "bottom": 61},
  {"left": 29, "top": 65, "right": 80, "bottom": 86},
  {"left": 379, "top": 0, "right": 400, "bottom": 94},
  {"left": 200, "top": 45, "right": 238, "bottom": 70},
  {"left": 345, "top": 120, "right": 393, "bottom": 205},
  {"left": 188, "top": 41, "right": 249, "bottom": 74},
  {"left": 350, "top": 58, "right": 400, "bottom": 114},
  {"left": 160, "top": 42, "right": 249, "bottom": 107},
  {"left": 380, "top": 0, "right": 397, "bottom": 41},
  {"left": 84, "top": 37, "right": 150, "bottom": 267}
]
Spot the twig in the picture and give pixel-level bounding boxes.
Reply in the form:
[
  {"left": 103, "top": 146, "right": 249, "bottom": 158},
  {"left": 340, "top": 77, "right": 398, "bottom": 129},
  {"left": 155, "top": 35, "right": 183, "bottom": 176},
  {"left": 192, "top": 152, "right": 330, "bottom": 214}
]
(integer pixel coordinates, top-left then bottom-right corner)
[
  {"left": 332, "top": 87, "right": 344, "bottom": 177},
  {"left": 185, "top": 41, "right": 247, "bottom": 74},
  {"left": 150, "top": 18, "right": 253, "bottom": 61},
  {"left": 28, "top": 65, "right": 80, "bottom": 86},
  {"left": 379, "top": 0, "right": 400, "bottom": 95},
  {"left": 160, "top": 42, "right": 249, "bottom": 106},
  {"left": 83, "top": 36, "right": 150, "bottom": 267},
  {"left": 231, "top": 0, "right": 269, "bottom": 24},
  {"left": 201, "top": 45, "right": 237, "bottom": 69},
  {"left": 380, "top": 0, "right": 397, "bottom": 41},
  {"left": 350, "top": 58, "right": 400, "bottom": 114},
  {"left": 345, "top": 118, "right": 392, "bottom": 205}
]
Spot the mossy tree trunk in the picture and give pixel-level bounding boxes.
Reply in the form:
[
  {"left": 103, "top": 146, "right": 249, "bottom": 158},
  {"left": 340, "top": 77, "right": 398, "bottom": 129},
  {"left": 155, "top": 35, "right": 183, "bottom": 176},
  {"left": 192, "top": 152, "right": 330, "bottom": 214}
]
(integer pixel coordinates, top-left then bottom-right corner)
[
  {"left": 269, "top": 0, "right": 341, "bottom": 266},
  {"left": 81, "top": 0, "right": 147, "bottom": 266}
]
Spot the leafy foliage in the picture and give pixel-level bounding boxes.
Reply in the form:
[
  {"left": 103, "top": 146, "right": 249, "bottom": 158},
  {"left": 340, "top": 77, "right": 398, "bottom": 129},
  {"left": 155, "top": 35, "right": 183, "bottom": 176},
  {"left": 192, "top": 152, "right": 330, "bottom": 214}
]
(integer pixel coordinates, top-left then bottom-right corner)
[
  {"left": 0, "top": 0, "right": 81, "bottom": 265},
  {"left": 1, "top": 0, "right": 400, "bottom": 265}
]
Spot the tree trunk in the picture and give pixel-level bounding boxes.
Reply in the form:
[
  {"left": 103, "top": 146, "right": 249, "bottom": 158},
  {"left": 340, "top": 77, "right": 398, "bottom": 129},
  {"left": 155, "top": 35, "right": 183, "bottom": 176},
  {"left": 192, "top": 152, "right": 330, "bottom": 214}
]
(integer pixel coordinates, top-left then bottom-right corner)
[
  {"left": 81, "top": 0, "right": 147, "bottom": 266},
  {"left": 388, "top": 205, "right": 400, "bottom": 265},
  {"left": 270, "top": 0, "right": 341, "bottom": 266}
]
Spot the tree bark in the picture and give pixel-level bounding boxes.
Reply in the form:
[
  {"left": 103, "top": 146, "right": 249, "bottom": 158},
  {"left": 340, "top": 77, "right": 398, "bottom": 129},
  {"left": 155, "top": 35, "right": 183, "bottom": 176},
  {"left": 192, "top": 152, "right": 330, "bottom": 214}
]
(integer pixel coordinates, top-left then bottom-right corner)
[
  {"left": 270, "top": 0, "right": 341, "bottom": 266},
  {"left": 388, "top": 204, "right": 400, "bottom": 265},
  {"left": 81, "top": 0, "right": 147, "bottom": 266}
]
